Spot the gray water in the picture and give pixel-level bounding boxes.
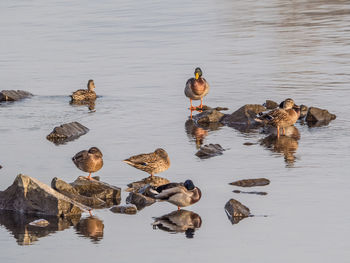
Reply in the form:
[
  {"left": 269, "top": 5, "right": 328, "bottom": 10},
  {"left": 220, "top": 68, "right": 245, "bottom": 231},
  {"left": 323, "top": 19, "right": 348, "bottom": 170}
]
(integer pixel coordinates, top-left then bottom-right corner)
[{"left": 1, "top": 0, "right": 350, "bottom": 262}]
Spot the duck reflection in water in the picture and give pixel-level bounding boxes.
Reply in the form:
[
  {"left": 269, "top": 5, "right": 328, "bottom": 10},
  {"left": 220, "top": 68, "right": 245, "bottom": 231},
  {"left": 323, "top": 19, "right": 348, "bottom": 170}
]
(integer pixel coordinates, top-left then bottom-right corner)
[
  {"left": 70, "top": 100, "right": 96, "bottom": 112},
  {"left": 75, "top": 216, "right": 104, "bottom": 243},
  {"left": 185, "top": 119, "right": 222, "bottom": 149},
  {"left": 152, "top": 209, "right": 202, "bottom": 238},
  {"left": 260, "top": 126, "right": 300, "bottom": 166}
]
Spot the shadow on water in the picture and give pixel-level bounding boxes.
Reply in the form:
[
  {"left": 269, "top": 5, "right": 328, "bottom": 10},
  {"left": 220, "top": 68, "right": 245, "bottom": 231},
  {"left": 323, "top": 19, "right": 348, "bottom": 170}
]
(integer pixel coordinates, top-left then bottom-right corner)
[
  {"left": 152, "top": 209, "right": 202, "bottom": 239},
  {"left": 75, "top": 216, "right": 104, "bottom": 243}
]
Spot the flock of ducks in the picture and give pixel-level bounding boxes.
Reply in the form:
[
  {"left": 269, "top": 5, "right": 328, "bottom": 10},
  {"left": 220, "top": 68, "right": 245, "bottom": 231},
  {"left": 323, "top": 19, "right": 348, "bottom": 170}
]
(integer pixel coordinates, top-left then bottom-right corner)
[{"left": 70, "top": 67, "right": 300, "bottom": 210}]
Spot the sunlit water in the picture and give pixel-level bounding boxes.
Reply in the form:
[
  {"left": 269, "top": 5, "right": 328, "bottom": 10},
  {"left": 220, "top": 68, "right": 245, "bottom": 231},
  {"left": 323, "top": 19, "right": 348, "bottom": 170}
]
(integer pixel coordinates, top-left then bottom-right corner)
[{"left": 1, "top": 0, "right": 350, "bottom": 262}]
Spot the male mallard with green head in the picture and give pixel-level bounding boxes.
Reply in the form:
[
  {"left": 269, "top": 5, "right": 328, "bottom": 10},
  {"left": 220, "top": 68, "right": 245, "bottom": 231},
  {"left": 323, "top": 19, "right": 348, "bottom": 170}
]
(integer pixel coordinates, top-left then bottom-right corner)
[
  {"left": 185, "top": 67, "right": 210, "bottom": 110},
  {"left": 123, "top": 148, "right": 170, "bottom": 178},
  {"left": 256, "top": 98, "right": 300, "bottom": 138},
  {"left": 71, "top": 80, "right": 97, "bottom": 102},
  {"left": 152, "top": 179, "right": 202, "bottom": 210},
  {"left": 72, "top": 147, "right": 103, "bottom": 180}
]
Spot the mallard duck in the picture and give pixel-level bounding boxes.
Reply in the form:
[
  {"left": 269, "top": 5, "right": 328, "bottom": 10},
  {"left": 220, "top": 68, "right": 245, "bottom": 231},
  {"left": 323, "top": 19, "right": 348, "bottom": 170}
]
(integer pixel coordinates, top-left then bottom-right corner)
[
  {"left": 256, "top": 98, "right": 300, "bottom": 138},
  {"left": 123, "top": 148, "right": 170, "bottom": 178},
  {"left": 152, "top": 179, "right": 201, "bottom": 210},
  {"left": 71, "top": 80, "right": 97, "bottom": 101},
  {"left": 72, "top": 147, "right": 103, "bottom": 180},
  {"left": 185, "top": 67, "right": 210, "bottom": 110}
]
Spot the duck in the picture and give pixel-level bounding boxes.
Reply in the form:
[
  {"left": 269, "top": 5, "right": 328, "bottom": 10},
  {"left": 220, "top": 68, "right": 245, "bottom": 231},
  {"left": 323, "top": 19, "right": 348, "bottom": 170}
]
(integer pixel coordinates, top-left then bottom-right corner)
[
  {"left": 185, "top": 67, "right": 210, "bottom": 110},
  {"left": 72, "top": 147, "right": 103, "bottom": 180},
  {"left": 256, "top": 98, "right": 300, "bottom": 138},
  {"left": 71, "top": 80, "right": 97, "bottom": 102},
  {"left": 151, "top": 179, "right": 202, "bottom": 210},
  {"left": 123, "top": 148, "right": 170, "bottom": 178}
]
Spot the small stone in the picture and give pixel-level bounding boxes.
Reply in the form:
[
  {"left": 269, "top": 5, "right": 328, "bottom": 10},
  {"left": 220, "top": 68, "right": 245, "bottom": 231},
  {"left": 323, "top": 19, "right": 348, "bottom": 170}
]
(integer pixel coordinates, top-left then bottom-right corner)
[
  {"left": 195, "top": 144, "right": 224, "bottom": 159},
  {"left": 306, "top": 107, "right": 336, "bottom": 124},
  {"left": 229, "top": 178, "right": 270, "bottom": 187},
  {"left": 225, "top": 199, "right": 250, "bottom": 224},
  {"left": 126, "top": 191, "right": 155, "bottom": 210},
  {"left": 221, "top": 104, "right": 266, "bottom": 126},
  {"left": 243, "top": 142, "right": 255, "bottom": 146},
  {"left": 46, "top": 122, "right": 89, "bottom": 144},
  {"left": 263, "top": 100, "right": 279, "bottom": 109},
  {"left": 193, "top": 110, "right": 225, "bottom": 124},
  {"left": 29, "top": 219, "right": 50, "bottom": 227},
  {"left": 110, "top": 204, "right": 137, "bottom": 215},
  {"left": 233, "top": 190, "right": 268, "bottom": 195},
  {"left": 0, "top": 90, "right": 33, "bottom": 102}
]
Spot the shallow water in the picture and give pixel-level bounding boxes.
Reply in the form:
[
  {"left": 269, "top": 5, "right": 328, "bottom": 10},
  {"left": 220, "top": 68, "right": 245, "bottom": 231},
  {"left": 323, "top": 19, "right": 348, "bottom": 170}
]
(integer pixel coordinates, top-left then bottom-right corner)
[{"left": 1, "top": 0, "right": 350, "bottom": 262}]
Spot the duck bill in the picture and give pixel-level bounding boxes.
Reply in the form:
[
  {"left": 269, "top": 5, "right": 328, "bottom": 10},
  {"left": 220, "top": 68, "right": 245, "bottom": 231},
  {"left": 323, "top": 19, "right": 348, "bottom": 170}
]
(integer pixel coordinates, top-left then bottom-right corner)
[{"left": 195, "top": 73, "right": 199, "bottom": 80}]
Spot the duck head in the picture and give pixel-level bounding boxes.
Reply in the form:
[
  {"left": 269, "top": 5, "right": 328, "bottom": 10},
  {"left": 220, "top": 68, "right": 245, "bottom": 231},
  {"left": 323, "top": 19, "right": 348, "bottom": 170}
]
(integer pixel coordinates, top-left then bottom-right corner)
[
  {"left": 155, "top": 148, "right": 168, "bottom": 159},
  {"left": 184, "top": 179, "right": 195, "bottom": 190},
  {"left": 87, "top": 80, "right": 95, "bottom": 91},
  {"left": 194, "top": 67, "right": 202, "bottom": 80},
  {"left": 282, "top": 98, "right": 295, "bottom": 110},
  {"left": 88, "top": 147, "right": 103, "bottom": 157}
]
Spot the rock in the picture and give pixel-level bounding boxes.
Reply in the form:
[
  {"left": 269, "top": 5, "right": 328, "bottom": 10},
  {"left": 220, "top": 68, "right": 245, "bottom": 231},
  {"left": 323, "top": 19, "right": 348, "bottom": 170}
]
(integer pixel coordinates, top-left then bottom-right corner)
[
  {"left": 229, "top": 178, "right": 270, "bottom": 187},
  {"left": 221, "top": 104, "right": 266, "bottom": 126},
  {"left": 306, "top": 107, "right": 336, "bottom": 125},
  {"left": 51, "top": 177, "right": 107, "bottom": 208},
  {"left": 126, "top": 191, "right": 156, "bottom": 210},
  {"left": 195, "top": 144, "right": 224, "bottom": 159},
  {"left": 75, "top": 216, "right": 104, "bottom": 242},
  {"left": 29, "top": 219, "right": 50, "bottom": 227},
  {"left": 46, "top": 122, "right": 89, "bottom": 144},
  {"left": 191, "top": 105, "right": 229, "bottom": 112},
  {"left": 110, "top": 204, "right": 137, "bottom": 214},
  {"left": 126, "top": 176, "right": 169, "bottom": 192},
  {"left": 0, "top": 174, "right": 88, "bottom": 217},
  {"left": 193, "top": 110, "right": 225, "bottom": 124},
  {"left": 0, "top": 90, "right": 33, "bottom": 102},
  {"left": 0, "top": 165, "right": 2, "bottom": 169},
  {"left": 225, "top": 199, "right": 250, "bottom": 224},
  {"left": 263, "top": 100, "right": 279, "bottom": 109},
  {"left": 233, "top": 190, "right": 267, "bottom": 195},
  {"left": 243, "top": 142, "right": 256, "bottom": 146}
]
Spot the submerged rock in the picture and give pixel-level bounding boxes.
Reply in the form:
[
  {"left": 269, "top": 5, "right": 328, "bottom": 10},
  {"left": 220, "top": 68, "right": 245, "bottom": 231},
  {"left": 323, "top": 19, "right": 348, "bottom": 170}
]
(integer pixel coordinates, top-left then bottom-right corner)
[
  {"left": 221, "top": 104, "right": 266, "bottom": 127},
  {"left": 225, "top": 199, "right": 250, "bottom": 224},
  {"left": 233, "top": 190, "right": 267, "bottom": 195},
  {"left": 193, "top": 109, "right": 225, "bottom": 124},
  {"left": 126, "top": 176, "right": 169, "bottom": 193},
  {"left": 126, "top": 191, "right": 156, "bottom": 210},
  {"left": 46, "top": 122, "right": 89, "bottom": 144},
  {"left": 0, "top": 90, "right": 33, "bottom": 102},
  {"left": 195, "top": 143, "right": 225, "bottom": 159},
  {"left": 306, "top": 107, "right": 336, "bottom": 126},
  {"left": 0, "top": 174, "right": 88, "bottom": 217},
  {"left": 263, "top": 100, "right": 279, "bottom": 109},
  {"left": 229, "top": 178, "right": 270, "bottom": 187},
  {"left": 110, "top": 204, "right": 137, "bottom": 214}
]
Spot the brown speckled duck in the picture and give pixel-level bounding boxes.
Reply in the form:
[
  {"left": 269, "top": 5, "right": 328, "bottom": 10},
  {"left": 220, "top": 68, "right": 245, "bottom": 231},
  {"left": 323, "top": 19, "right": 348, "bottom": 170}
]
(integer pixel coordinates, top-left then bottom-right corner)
[
  {"left": 185, "top": 67, "right": 210, "bottom": 110},
  {"left": 71, "top": 80, "right": 97, "bottom": 102},
  {"left": 72, "top": 147, "right": 103, "bottom": 180},
  {"left": 256, "top": 98, "right": 300, "bottom": 138},
  {"left": 123, "top": 148, "right": 170, "bottom": 178},
  {"left": 152, "top": 180, "right": 202, "bottom": 210}
]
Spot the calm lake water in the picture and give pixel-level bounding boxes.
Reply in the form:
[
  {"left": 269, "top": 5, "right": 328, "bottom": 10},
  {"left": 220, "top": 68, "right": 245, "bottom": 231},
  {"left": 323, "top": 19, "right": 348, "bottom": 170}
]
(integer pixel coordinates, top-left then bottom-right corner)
[{"left": 1, "top": 0, "right": 350, "bottom": 262}]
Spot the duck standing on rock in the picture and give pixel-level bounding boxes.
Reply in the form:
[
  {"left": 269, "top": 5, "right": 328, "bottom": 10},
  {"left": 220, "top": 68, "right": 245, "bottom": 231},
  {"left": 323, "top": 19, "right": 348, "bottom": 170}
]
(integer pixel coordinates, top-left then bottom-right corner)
[
  {"left": 71, "top": 80, "right": 97, "bottom": 102},
  {"left": 151, "top": 180, "right": 202, "bottom": 210},
  {"left": 256, "top": 98, "right": 300, "bottom": 138},
  {"left": 123, "top": 148, "right": 170, "bottom": 178},
  {"left": 72, "top": 147, "right": 103, "bottom": 180},
  {"left": 185, "top": 67, "right": 210, "bottom": 110}
]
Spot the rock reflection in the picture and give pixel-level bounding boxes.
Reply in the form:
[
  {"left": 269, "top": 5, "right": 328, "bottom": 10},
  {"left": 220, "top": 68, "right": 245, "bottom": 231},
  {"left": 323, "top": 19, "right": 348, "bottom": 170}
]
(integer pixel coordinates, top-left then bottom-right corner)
[
  {"left": 152, "top": 210, "right": 202, "bottom": 238},
  {"left": 185, "top": 119, "right": 222, "bottom": 148},
  {"left": 0, "top": 211, "right": 80, "bottom": 245},
  {"left": 260, "top": 126, "right": 300, "bottom": 167},
  {"left": 75, "top": 216, "right": 104, "bottom": 243}
]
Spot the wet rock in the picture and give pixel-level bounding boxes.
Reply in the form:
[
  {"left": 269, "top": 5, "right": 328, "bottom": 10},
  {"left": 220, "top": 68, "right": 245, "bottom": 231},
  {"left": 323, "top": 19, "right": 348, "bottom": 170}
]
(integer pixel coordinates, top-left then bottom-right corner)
[
  {"left": 263, "top": 100, "right": 279, "bottom": 109},
  {"left": 46, "top": 122, "right": 89, "bottom": 144},
  {"left": 225, "top": 199, "right": 250, "bottom": 224},
  {"left": 29, "top": 219, "right": 50, "bottom": 227},
  {"left": 75, "top": 216, "right": 104, "bottom": 242},
  {"left": 221, "top": 104, "right": 266, "bottom": 126},
  {"left": 243, "top": 142, "right": 256, "bottom": 146},
  {"left": 126, "top": 176, "right": 169, "bottom": 192},
  {"left": 0, "top": 90, "right": 33, "bottom": 102},
  {"left": 229, "top": 178, "right": 270, "bottom": 187},
  {"left": 0, "top": 174, "right": 88, "bottom": 217},
  {"left": 233, "top": 190, "right": 267, "bottom": 195},
  {"left": 306, "top": 107, "right": 336, "bottom": 124},
  {"left": 0, "top": 165, "right": 2, "bottom": 169},
  {"left": 51, "top": 177, "right": 107, "bottom": 208},
  {"left": 195, "top": 143, "right": 224, "bottom": 159},
  {"left": 110, "top": 204, "right": 137, "bottom": 214},
  {"left": 193, "top": 109, "right": 225, "bottom": 124},
  {"left": 126, "top": 191, "right": 156, "bottom": 210}
]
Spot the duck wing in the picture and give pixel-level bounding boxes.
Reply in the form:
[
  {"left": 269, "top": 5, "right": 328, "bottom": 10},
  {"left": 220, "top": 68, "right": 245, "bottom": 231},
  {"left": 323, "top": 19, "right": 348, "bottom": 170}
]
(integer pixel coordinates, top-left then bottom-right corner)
[
  {"left": 124, "top": 153, "right": 160, "bottom": 170},
  {"left": 154, "top": 185, "right": 186, "bottom": 200}
]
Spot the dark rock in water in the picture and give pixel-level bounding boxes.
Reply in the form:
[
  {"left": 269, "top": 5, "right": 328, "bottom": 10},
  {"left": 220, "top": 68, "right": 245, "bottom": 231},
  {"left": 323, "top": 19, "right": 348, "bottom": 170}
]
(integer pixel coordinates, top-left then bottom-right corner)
[
  {"left": 195, "top": 143, "right": 224, "bottom": 159},
  {"left": 0, "top": 165, "right": 2, "bottom": 169},
  {"left": 243, "top": 142, "right": 256, "bottom": 146},
  {"left": 126, "top": 192, "right": 156, "bottom": 210},
  {"left": 46, "top": 122, "right": 89, "bottom": 144},
  {"left": 299, "top": 105, "right": 308, "bottom": 119},
  {"left": 221, "top": 104, "right": 266, "bottom": 127},
  {"left": 191, "top": 105, "right": 229, "bottom": 112},
  {"left": 233, "top": 190, "right": 267, "bottom": 195},
  {"left": 306, "top": 107, "right": 336, "bottom": 125},
  {"left": 263, "top": 100, "right": 279, "bottom": 109},
  {"left": 51, "top": 177, "right": 108, "bottom": 208},
  {"left": 193, "top": 109, "right": 225, "bottom": 124},
  {"left": 75, "top": 216, "right": 104, "bottom": 242},
  {"left": 229, "top": 178, "right": 270, "bottom": 187},
  {"left": 126, "top": 176, "right": 169, "bottom": 192},
  {"left": 0, "top": 174, "right": 88, "bottom": 217},
  {"left": 110, "top": 204, "right": 137, "bottom": 214},
  {"left": 0, "top": 90, "right": 33, "bottom": 102},
  {"left": 225, "top": 199, "right": 250, "bottom": 224}
]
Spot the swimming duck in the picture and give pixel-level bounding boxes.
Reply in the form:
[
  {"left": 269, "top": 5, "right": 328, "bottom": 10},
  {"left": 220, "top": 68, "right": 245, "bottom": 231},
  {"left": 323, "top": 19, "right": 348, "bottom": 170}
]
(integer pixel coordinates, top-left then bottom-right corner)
[
  {"left": 185, "top": 67, "right": 210, "bottom": 110},
  {"left": 72, "top": 147, "right": 103, "bottom": 180},
  {"left": 152, "top": 179, "right": 202, "bottom": 210},
  {"left": 256, "top": 98, "right": 300, "bottom": 138},
  {"left": 71, "top": 80, "right": 97, "bottom": 102},
  {"left": 123, "top": 148, "right": 170, "bottom": 178}
]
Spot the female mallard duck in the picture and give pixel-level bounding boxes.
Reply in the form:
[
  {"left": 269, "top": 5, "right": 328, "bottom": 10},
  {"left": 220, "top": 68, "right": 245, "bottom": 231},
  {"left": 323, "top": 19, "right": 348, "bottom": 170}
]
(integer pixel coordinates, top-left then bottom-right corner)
[
  {"left": 123, "top": 148, "right": 170, "bottom": 178},
  {"left": 185, "top": 67, "right": 210, "bottom": 110},
  {"left": 256, "top": 98, "right": 300, "bottom": 138},
  {"left": 72, "top": 147, "right": 103, "bottom": 180},
  {"left": 152, "top": 180, "right": 202, "bottom": 210},
  {"left": 71, "top": 80, "right": 97, "bottom": 101}
]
